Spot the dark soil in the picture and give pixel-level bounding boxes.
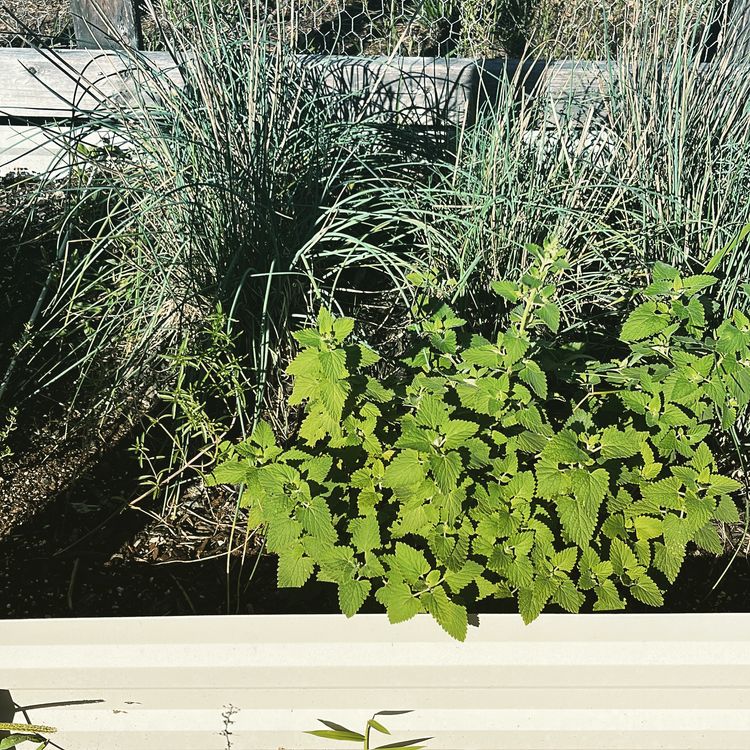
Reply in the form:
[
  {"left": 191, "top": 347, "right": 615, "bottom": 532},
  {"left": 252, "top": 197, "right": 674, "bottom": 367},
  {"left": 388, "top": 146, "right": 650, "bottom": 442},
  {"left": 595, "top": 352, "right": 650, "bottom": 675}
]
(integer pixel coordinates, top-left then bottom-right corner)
[
  {"left": 1, "top": 417, "right": 750, "bottom": 620},
  {"left": 0, "top": 424, "right": 343, "bottom": 618}
]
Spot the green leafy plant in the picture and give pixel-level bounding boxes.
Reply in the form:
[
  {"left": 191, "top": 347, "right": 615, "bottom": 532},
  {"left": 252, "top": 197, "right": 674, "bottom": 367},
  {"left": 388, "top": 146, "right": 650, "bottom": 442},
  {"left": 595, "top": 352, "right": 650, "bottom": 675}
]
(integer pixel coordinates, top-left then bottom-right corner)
[
  {"left": 305, "top": 710, "right": 430, "bottom": 749},
  {"left": 209, "top": 238, "right": 749, "bottom": 640},
  {"left": 0, "top": 723, "right": 55, "bottom": 749}
]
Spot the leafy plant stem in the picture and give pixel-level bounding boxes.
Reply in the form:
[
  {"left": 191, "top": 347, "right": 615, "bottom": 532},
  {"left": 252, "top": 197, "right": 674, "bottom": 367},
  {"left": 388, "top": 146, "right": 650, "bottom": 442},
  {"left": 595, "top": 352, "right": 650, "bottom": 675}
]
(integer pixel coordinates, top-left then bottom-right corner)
[{"left": 712, "top": 425, "right": 749, "bottom": 590}]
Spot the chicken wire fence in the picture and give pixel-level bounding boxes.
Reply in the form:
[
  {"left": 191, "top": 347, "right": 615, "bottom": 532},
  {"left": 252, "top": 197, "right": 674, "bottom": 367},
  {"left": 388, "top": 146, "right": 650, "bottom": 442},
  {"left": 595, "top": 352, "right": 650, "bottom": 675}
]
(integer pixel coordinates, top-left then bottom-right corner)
[
  {"left": 0, "top": 0, "right": 526, "bottom": 55},
  {"left": 288, "top": 0, "right": 513, "bottom": 57},
  {"left": 2, "top": 0, "right": 716, "bottom": 57}
]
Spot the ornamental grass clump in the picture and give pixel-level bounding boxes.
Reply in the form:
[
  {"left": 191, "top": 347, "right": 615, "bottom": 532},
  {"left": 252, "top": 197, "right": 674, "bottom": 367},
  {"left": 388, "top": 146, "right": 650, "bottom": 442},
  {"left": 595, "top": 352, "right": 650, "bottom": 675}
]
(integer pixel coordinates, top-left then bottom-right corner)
[
  {"left": 210, "top": 239, "right": 750, "bottom": 640},
  {"left": 5, "top": 0, "right": 442, "bottom": 513}
]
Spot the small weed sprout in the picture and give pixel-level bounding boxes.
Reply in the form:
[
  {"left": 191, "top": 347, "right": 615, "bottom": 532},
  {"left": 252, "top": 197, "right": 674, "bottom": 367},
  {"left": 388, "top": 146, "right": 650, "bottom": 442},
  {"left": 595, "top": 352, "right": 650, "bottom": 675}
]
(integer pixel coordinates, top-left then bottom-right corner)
[{"left": 306, "top": 710, "right": 431, "bottom": 749}]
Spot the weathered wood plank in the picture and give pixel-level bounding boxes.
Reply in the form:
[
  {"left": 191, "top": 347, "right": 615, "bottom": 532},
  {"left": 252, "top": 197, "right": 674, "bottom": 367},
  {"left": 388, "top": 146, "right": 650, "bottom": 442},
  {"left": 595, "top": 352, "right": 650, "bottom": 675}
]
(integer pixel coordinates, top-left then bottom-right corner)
[
  {"left": 1, "top": 50, "right": 748, "bottom": 172},
  {"left": 0, "top": 125, "right": 68, "bottom": 175},
  {"left": 722, "top": 0, "right": 750, "bottom": 59},
  {"left": 0, "top": 50, "right": 619, "bottom": 127},
  {"left": 2, "top": 49, "right": 746, "bottom": 128},
  {"left": 297, "top": 56, "right": 609, "bottom": 126},
  {"left": 70, "top": 0, "right": 141, "bottom": 50},
  {"left": 0, "top": 49, "right": 183, "bottom": 121}
]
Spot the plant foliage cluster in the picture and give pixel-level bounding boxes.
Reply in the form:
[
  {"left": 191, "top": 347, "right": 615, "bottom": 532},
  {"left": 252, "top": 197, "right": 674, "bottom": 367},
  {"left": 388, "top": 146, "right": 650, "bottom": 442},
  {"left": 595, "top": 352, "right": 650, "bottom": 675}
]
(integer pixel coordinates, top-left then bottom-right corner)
[
  {"left": 305, "top": 710, "right": 430, "bottom": 749},
  {"left": 210, "top": 240, "right": 749, "bottom": 639}
]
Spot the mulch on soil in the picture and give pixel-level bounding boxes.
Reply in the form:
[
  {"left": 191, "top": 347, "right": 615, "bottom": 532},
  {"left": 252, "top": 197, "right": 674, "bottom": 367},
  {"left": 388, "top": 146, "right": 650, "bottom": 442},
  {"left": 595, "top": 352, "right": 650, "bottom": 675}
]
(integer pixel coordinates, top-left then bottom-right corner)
[{"left": 1, "top": 394, "right": 748, "bottom": 621}]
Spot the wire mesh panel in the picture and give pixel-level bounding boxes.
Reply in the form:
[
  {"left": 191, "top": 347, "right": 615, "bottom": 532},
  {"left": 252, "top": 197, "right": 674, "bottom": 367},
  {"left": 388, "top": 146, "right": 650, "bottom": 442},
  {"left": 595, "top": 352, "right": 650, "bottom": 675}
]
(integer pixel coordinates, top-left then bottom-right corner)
[{"left": 280, "top": 0, "right": 508, "bottom": 57}]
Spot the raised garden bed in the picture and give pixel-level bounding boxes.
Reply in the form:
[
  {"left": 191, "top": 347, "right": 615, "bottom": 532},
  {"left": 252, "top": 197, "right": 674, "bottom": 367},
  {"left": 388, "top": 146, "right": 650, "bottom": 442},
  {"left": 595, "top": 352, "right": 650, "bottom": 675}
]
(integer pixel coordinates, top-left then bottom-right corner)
[{"left": 3, "top": 613, "right": 750, "bottom": 750}]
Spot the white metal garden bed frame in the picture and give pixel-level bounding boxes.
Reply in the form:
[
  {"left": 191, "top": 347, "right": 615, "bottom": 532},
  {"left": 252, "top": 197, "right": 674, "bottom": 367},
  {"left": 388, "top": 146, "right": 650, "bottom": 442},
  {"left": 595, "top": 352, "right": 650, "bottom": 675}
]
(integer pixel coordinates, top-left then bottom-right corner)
[{"left": 2, "top": 613, "right": 750, "bottom": 749}]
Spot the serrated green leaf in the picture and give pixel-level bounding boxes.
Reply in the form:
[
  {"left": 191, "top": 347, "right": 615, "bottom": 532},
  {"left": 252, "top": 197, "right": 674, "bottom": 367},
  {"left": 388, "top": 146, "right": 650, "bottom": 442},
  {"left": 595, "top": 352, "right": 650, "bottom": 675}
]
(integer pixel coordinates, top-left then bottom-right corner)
[
  {"left": 538, "top": 302, "right": 561, "bottom": 333},
  {"left": 634, "top": 539, "right": 651, "bottom": 566},
  {"left": 542, "top": 429, "right": 588, "bottom": 464},
  {"left": 633, "top": 515, "right": 662, "bottom": 541},
  {"left": 692, "top": 522, "right": 724, "bottom": 554},
  {"left": 392, "top": 542, "right": 431, "bottom": 583},
  {"left": 265, "top": 516, "right": 303, "bottom": 553},
  {"left": 643, "top": 280, "right": 673, "bottom": 297},
  {"left": 361, "top": 551, "right": 386, "bottom": 578},
  {"left": 662, "top": 513, "right": 690, "bottom": 547},
  {"left": 421, "top": 585, "right": 468, "bottom": 640},
  {"left": 383, "top": 450, "right": 426, "bottom": 489},
  {"left": 620, "top": 391, "right": 650, "bottom": 414},
  {"left": 396, "top": 418, "right": 436, "bottom": 452},
  {"left": 462, "top": 345, "right": 504, "bottom": 368},
  {"left": 610, "top": 538, "right": 639, "bottom": 574},
  {"left": 503, "top": 330, "right": 530, "bottom": 363},
  {"left": 364, "top": 378, "right": 393, "bottom": 406},
  {"left": 317, "top": 307, "right": 335, "bottom": 335},
  {"left": 297, "top": 497, "right": 337, "bottom": 544},
  {"left": 518, "top": 577, "right": 556, "bottom": 624},
  {"left": 519, "top": 360, "right": 547, "bottom": 399},
  {"left": 557, "top": 468, "right": 609, "bottom": 546},
  {"left": 684, "top": 493, "right": 713, "bottom": 532},
  {"left": 707, "top": 474, "right": 743, "bottom": 497},
  {"left": 444, "top": 560, "right": 483, "bottom": 593},
  {"left": 681, "top": 273, "right": 718, "bottom": 296},
  {"left": 714, "top": 497, "right": 740, "bottom": 523},
  {"left": 630, "top": 574, "right": 664, "bottom": 607},
  {"left": 491, "top": 279, "right": 520, "bottom": 302},
  {"left": 660, "top": 403, "right": 691, "bottom": 427},
  {"left": 443, "top": 419, "right": 479, "bottom": 449},
  {"left": 319, "top": 348, "right": 349, "bottom": 381},
  {"left": 349, "top": 515, "right": 382, "bottom": 553},
  {"left": 593, "top": 579, "right": 625, "bottom": 611},
  {"left": 599, "top": 426, "right": 644, "bottom": 460},
  {"left": 299, "top": 407, "right": 338, "bottom": 445},
  {"left": 302, "top": 455, "right": 333, "bottom": 483},
  {"left": 332, "top": 316, "right": 355, "bottom": 342},
  {"left": 552, "top": 578, "right": 585, "bottom": 613},
  {"left": 210, "top": 460, "right": 253, "bottom": 485},
  {"left": 601, "top": 513, "right": 627, "bottom": 540},
  {"left": 429, "top": 451, "right": 463, "bottom": 493},
  {"left": 551, "top": 546, "right": 578, "bottom": 572},
  {"left": 642, "top": 476, "right": 682, "bottom": 508},
  {"left": 536, "top": 460, "right": 570, "bottom": 498},
  {"left": 684, "top": 297, "right": 706, "bottom": 328},
  {"left": 504, "top": 555, "right": 535, "bottom": 589},
  {"left": 292, "top": 327, "right": 322, "bottom": 348},
  {"left": 251, "top": 420, "right": 276, "bottom": 449},
  {"left": 652, "top": 261, "right": 680, "bottom": 281},
  {"left": 313, "top": 544, "right": 357, "bottom": 583},
  {"left": 287, "top": 347, "right": 321, "bottom": 378},
  {"left": 653, "top": 541, "right": 685, "bottom": 583},
  {"left": 358, "top": 344, "right": 381, "bottom": 367},
  {"left": 277, "top": 546, "right": 315, "bottom": 587},
  {"left": 691, "top": 443, "right": 715, "bottom": 471},
  {"left": 621, "top": 301, "right": 671, "bottom": 341},
  {"left": 339, "top": 578, "right": 371, "bottom": 617},
  {"left": 319, "top": 379, "right": 351, "bottom": 420},
  {"left": 375, "top": 580, "right": 422, "bottom": 623},
  {"left": 416, "top": 395, "right": 450, "bottom": 429}
]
